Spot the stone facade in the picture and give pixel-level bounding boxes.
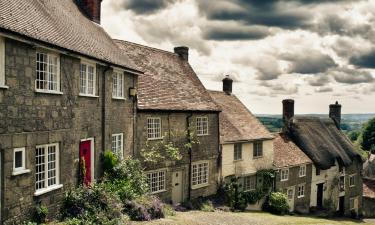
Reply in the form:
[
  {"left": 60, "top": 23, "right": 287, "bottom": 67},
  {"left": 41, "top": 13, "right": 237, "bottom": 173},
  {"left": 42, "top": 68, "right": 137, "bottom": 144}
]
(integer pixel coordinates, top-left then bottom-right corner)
[
  {"left": 136, "top": 111, "right": 219, "bottom": 203},
  {"left": 0, "top": 37, "right": 137, "bottom": 223},
  {"left": 275, "top": 164, "right": 313, "bottom": 213}
]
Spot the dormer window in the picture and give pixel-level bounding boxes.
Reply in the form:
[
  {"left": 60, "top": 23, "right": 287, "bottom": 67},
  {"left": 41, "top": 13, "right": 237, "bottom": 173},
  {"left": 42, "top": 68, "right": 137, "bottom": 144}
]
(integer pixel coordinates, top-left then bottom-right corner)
[{"left": 36, "top": 51, "right": 61, "bottom": 93}]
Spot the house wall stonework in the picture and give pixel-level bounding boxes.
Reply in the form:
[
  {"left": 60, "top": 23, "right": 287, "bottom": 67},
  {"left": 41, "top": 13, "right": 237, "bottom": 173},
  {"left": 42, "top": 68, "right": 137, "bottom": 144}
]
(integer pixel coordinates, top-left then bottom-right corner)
[
  {"left": 136, "top": 111, "right": 219, "bottom": 202},
  {"left": 0, "top": 38, "right": 137, "bottom": 224},
  {"left": 221, "top": 140, "right": 273, "bottom": 179},
  {"left": 275, "top": 164, "right": 313, "bottom": 213}
]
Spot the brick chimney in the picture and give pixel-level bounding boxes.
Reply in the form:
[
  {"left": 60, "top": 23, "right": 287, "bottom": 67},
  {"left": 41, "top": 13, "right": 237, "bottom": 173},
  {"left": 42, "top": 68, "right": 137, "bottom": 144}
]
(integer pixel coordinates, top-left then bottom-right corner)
[
  {"left": 174, "top": 46, "right": 189, "bottom": 61},
  {"left": 222, "top": 75, "right": 233, "bottom": 95},
  {"left": 76, "top": 0, "right": 102, "bottom": 24},
  {"left": 329, "top": 101, "right": 342, "bottom": 129},
  {"left": 282, "top": 99, "right": 294, "bottom": 128}
]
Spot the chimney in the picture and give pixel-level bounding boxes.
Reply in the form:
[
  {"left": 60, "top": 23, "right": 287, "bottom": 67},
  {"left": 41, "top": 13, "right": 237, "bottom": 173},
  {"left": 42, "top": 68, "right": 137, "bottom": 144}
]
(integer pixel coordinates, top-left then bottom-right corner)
[
  {"left": 174, "top": 46, "right": 189, "bottom": 61},
  {"left": 76, "top": 0, "right": 102, "bottom": 23},
  {"left": 282, "top": 99, "right": 294, "bottom": 128},
  {"left": 222, "top": 75, "right": 233, "bottom": 95},
  {"left": 329, "top": 101, "right": 342, "bottom": 129}
]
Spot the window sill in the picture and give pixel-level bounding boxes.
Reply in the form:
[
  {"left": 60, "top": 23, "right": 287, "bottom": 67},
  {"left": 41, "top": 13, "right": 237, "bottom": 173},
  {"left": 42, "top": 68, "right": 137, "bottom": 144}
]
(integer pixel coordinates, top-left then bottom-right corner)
[
  {"left": 197, "top": 134, "right": 209, "bottom": 137},
  {"left": 34, "top": 184, "right": 63, "bottom": 196},
  {"left": 297, "top": 195, "right": 304, "bottom": 199},
  {"left": 150, "top": 189, "right": 167, "bottom": 194},
  {"left": 112, "top": 96, "right": 126, "bottom": 100},
  {"left": 12, "top": 169, "right": 31, "bottom": 176},
  {"left": 0, "top": 85, "right": 9, "bottom": 89},
  {"left": 79, "top": 93, "right": 99, "bottom": 98},
  {"left": 253, "top": 156, "right": 263, "bottom": 159},
  {"left": 281, "top": 179, "right": 288, "bottom": 182},
  {"left": 234, "top": 159, "right": 243, "bottom": 162},
  {"left": 35, "top": 90, "right": 63, "bottom": 95},
  {"left": 191, "top": 183, "right": 209, "bottom": 190},
  {"left": 299, "top": 175, "right": 306, "bottom": 178},
  {"left": 147, "top": 138, "right": 163, "bottom": 141}
]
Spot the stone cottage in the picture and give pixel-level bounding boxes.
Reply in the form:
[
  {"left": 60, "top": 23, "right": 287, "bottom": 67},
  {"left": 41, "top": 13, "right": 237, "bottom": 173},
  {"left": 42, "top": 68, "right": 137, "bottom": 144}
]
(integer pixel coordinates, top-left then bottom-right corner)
[
  {"left": 115, "top": 40, "right": 221, "bottom": 204},
  {"left": 0, "top": 0, "right": 142, "bottom": 223},
  {"left": 282, "top": 99, "right": 363, "bottom": 216},
  {"left": 273, "top": 133, "right": 313, "bottom": 213},
  {"left": 208, "top": 76, "right": 274, "bottom": 210}
]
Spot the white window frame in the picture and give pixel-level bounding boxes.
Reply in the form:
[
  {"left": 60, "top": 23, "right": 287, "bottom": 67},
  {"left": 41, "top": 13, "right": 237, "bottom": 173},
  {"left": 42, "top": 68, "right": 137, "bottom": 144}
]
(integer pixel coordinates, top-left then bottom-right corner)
[
  {"left": 0, "top": 36, "right": 7, "bottom": 89},
  {"left": 349, "top": 174, "right": 356, "bottom": 187},
  {"left": 12, "top": 147, "right": 30, "bottom": 176},
  {"left": 253, "top": 141, "right": 263, "bottom": 158},
  {"left": 280, "top": 169, "right": 289, "bottom": 181},
  {"left": 34, "top": 143, "right": 62, "bottom": 196},
  {"left": 299, "top": 165, "right": 306, "bottom": 177},
  {"left": 244, "top": 175, "right": 256, "bottom": 191},
  {"left": 196, "top": 116, "right": 209, "bottom": 136},
  {"left": 35, "top": 50, "right": 62, "bottom": 94},
  {"left": 297, "top": 184, "right": 305, "bottom": 198},
  {"left": 191, "top": 161, "right": 209, "bottom": 189},
  {"left": 79, "top": 60, "right": 97, "bottom": 97},
  {"left": 147, "top": 117, "right": 162, "bottom": 140},
  {"left": 146, "top": 169, "right": 167, "bottom": 194},
  {"left": 234, "top": 143, "right": 242, "bottom": 161},
  {"left": 350, "top": 197, "right": 356, "bottom": 210},
  {"left": 112, "top": 69, "right": 125, "bottom": 99},
  {"left": 112, "top": 133, "right": 124, "bottom": 159}
]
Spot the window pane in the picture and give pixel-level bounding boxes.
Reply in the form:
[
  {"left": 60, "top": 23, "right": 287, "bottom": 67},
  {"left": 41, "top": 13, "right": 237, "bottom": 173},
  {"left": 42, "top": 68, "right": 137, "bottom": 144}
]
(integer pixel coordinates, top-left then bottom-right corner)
[
  {"left": 35, "top": 147, "right": 45, "bottom": 190},
  {"left": 80, "top": 64, "right": 87, "bottom": 94},
  {"left": 15, "top": 151, "right": 23, "bottom": 168}
]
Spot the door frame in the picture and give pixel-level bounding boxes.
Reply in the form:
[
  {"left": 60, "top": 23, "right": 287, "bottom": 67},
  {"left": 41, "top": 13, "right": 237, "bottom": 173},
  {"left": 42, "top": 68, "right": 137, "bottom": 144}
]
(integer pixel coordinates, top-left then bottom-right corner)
[
  {"left": 316, "top": 183, "right": 324, "bottom": 208},
  {"left": 80, "top": 138, "right": 95, "bottom": 182},
  {"left": 286, "top": 186, "right": 295, "bottom": 212},
  {"left": 171, "top": 170, "right": 184, "bottom": 204}
]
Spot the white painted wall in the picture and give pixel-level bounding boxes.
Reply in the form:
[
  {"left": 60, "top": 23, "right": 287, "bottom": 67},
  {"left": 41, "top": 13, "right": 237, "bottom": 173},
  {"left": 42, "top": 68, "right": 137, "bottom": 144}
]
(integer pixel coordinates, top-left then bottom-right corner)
[{"left": 221, "top": 140, "right": 274, "bottom": 179}]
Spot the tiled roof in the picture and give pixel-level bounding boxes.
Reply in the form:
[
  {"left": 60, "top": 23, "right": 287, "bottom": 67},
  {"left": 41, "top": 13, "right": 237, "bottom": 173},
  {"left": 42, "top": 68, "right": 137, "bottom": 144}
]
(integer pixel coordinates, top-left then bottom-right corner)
[
  {"left": 363, "top": 178, "right": 375, "bottom": 199},
  {"left": 208, "top": 90, "right": 273, "bottom": 143},
  {"left": 273, "top": 133, "right": 312, "bottom": 168},
  {"left": 0, "top": 0, "right": 139, "bottom": 71},
  {"left": 364, "top": 154, "right": 375, "bottom": 178},
  {"left": 289, "top": 116, "right": 361, "bottom": 170},
  {"left": 115, "top": 40, "right": 220, "bottom": 111}
]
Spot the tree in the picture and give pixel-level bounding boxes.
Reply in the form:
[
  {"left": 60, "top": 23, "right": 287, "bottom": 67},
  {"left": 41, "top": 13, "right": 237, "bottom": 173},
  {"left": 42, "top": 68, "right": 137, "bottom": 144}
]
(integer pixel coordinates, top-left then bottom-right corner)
[
  {"left": 362, "top": 117, "right": 375, "bottom": 152},
  {"left": 348, "top": 130, "right": 360, "bottom": 142}
]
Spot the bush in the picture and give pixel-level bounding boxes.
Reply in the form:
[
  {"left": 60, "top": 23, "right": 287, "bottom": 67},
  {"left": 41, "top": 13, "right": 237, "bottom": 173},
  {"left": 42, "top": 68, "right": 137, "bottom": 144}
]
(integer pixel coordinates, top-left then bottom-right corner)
[
  {"left": 124, "top": 195, "right": 165, "bottom": 221},
  {"left": 34, "top": 205, "right": 48, "bottom": 224},
  {"left": 201, "top": 200, "right": 215, "bottom": 212},
  {"left": 103, "top": 150, "right": 118, "bottom": 173},
  {"left": 61, "top": 183, "right": 123, "bottom": 224},
  {"left": 263, "top": 192, "right": 289, "bottom": 215}
]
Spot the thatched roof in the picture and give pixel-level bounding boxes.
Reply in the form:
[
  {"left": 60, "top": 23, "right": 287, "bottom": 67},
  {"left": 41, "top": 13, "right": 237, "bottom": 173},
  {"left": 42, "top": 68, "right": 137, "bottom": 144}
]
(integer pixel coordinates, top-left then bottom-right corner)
[{"left": 288, "top": 116, "right": 361, "bottom": 170}]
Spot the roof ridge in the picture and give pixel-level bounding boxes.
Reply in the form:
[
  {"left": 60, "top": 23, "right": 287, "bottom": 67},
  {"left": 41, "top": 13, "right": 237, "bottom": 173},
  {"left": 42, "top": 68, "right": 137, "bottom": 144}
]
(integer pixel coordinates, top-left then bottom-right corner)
[{"left": 114, "top": 39, "right": 177, "bottom": 57}]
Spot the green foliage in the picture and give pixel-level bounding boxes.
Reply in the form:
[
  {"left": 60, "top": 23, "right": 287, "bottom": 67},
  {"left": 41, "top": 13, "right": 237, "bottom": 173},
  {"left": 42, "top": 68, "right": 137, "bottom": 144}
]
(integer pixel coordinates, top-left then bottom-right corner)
[
  {"left": 256, "top": 169, "right": 275, "bottom": 191},
  {"left": 200, "top": 200, "right": 215, "bottom": 212},
  {"left": 348, "top": 130, "right": 360, "bottom": 142},
  {"left": 33, "top": 204, "right": 48, "bottom": 224},
  {"left": 361, "top": 117, "right": 375, "bottom": 152},
  {"left": 243, "top": 188, "right": 266, "bottom": 204},
  {"left": 103, "top": 150, "right": 119, "bottom": 173},
  {"left": 124, "top": 195, "right": 165, "bottom": 221},
  {"left": 162, "top": 204, "right": 176, "bottom": 216},
  {"left": 263, "top": 192, "right": 289, "bottom": 215}
]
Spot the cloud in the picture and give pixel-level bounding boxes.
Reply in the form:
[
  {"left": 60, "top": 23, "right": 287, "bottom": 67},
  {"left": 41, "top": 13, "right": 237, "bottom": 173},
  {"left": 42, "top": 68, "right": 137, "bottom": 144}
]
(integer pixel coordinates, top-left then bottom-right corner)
[
  {"left": 350, "top": 50, "right": 375, "bottom": 68},
  {"left": 315, "top": 86, "right": 333, "bottom": 93},
  {"left": 281, "top": 50, "right": 337, "bottom": 74},
  {"left": 306, "top": 74, "right": 330, "bottom": 86},
  {"left": 203, "top": 24, "right": 272, "bottom": 41},
  {"left": 122, "top": 0, "right": 177, "bottom": 14},
  {"left": 331, "top": 67, "right": 374, "bottom": 84},
  {"left": 260, "top": 81, "right": 299, "bottom": 96}
]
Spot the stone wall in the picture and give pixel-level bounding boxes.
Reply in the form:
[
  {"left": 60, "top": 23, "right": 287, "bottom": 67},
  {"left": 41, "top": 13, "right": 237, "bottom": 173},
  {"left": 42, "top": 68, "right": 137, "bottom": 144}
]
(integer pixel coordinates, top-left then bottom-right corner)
[
  {"left": 136, "top": 111, "right": 219, "bottom": 202},
  {"left": 0, "top": 38, "right": 136, "bottom": 223}
]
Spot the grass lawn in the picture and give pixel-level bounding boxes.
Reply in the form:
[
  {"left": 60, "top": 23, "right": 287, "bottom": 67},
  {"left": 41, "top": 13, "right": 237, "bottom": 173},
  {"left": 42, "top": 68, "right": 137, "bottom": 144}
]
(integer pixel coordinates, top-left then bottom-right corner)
[{"left": 131, "top": 210, "right": 375, "bottom": 225}]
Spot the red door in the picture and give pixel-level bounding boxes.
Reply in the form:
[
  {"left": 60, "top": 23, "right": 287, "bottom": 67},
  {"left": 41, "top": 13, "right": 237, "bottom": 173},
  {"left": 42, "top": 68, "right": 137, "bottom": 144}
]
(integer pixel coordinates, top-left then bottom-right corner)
[{"left": 79, "top": 140, "right": 92, "bottom": 185}]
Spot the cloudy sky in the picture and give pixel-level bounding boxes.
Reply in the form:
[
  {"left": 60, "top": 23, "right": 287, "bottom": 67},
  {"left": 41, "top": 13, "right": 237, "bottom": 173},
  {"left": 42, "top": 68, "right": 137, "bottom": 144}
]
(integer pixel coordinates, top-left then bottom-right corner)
[{"left": 102, "top": 0, "right": 375, "bottom": 114}]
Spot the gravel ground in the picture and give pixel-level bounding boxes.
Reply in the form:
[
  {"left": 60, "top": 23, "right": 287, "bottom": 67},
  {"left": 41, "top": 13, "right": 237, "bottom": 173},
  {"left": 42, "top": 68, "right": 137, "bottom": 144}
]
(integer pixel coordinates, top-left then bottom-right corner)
[{"left": 131, "top": 211, "right": 375, "bottom": 225}]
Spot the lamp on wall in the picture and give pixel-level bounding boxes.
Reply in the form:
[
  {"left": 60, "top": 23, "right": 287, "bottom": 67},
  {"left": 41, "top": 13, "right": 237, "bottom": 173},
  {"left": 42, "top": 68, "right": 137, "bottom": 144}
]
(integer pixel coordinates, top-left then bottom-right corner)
[{"left": 129, "top": 87, "right": 137, "bottom": 97}]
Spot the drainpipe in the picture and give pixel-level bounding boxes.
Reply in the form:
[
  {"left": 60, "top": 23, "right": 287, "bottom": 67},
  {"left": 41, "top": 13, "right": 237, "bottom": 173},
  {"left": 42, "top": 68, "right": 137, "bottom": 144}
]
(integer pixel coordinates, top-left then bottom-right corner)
[
  {"left": 132, "top": 77, "right": 137, "bottom": 157},
  {"left": 101, "top": 65, "right": 111, "bottom": 155},
  {"left": 187, "top": 112, "right": 193, "bottom": 200}
]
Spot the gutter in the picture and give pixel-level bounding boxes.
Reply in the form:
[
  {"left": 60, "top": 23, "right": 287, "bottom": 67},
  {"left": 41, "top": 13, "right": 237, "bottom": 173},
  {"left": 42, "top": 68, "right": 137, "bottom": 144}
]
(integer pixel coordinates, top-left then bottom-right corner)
[{"left": 187, "top": 112, "right": 193, "bottom": 200}]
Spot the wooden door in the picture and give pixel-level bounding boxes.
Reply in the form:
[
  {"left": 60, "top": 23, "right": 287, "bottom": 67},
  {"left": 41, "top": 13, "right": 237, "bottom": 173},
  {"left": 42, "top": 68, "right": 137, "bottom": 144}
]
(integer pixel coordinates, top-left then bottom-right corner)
[
  {"left": 339, "top": 196, "right": 345, "bottom": 215},
  {"left": 172, "top": 171, "right": 183, "bottom": 204},
  {"left": 79, "top": 140, "right": 92, "bottom": 185},
  {"left": 287, "top": 187, "right": 295, "bottom": 212},
  {"left": 317, "top": 183, "right": 324, "bottom": 208}
]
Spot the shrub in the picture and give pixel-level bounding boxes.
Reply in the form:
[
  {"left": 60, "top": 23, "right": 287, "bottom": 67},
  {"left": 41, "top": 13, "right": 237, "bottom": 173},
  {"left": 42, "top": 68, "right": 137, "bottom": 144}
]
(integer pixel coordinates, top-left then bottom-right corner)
[
  {"left": 201, "top": 200, "right": 215, "bottom": 212},
  {"left": 103, "top": 150, "right": 119, "bottom": 173},
  {"left": 162, "top": 204, "right": 176, "bottom": 216},
  {"left": 124, "top": 195, "right": 165, "bottom": 221},
  {"left": 34, "top": 204, "right": 48, "bottom": 224},
  {"left": 263, "top": 192, "right": 289, "bottom": 215}
]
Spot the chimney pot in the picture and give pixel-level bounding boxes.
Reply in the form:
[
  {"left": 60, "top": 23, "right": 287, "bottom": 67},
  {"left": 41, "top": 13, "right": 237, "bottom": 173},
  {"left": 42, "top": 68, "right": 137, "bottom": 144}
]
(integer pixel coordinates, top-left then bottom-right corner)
[
  {"left": 76, "top": 0, "right": 102, "bottom": 23},
  {"left": 282, "top": 99, "right": 295, "bottom": 128},
  {"left": 222, "top": 75, "right": 233, "bottom": 95},
  {"left": 174, "top": 46, "right": 189, "bottom": 61},
  {"left": 329, "top": 101, "right": 342, "bottom": 129}
]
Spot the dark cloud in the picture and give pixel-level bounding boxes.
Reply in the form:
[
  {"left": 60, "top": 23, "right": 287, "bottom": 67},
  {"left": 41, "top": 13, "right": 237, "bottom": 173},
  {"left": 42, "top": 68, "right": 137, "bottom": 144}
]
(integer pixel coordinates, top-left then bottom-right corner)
[
  {"left": 203, "top": 24, "right": 271, "bottom": 41},
  {"left": 350, "top": 50, "right": 375, "bottom": 68},
  {"left": 123, "top": 0, "right": 176, "bottom": 14},
  {"left": 282, "top": 51, "right": 337, "bottom": 74},
  {"left": 331, "top": 68, "right": 374, "bottom": 84}
]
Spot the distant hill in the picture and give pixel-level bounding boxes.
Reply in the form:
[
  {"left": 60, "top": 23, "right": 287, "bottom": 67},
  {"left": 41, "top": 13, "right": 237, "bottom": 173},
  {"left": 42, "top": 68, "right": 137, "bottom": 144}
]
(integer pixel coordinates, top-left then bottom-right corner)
[{"left": 256, "top": 114, "right": 375, "bottom": 133}]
